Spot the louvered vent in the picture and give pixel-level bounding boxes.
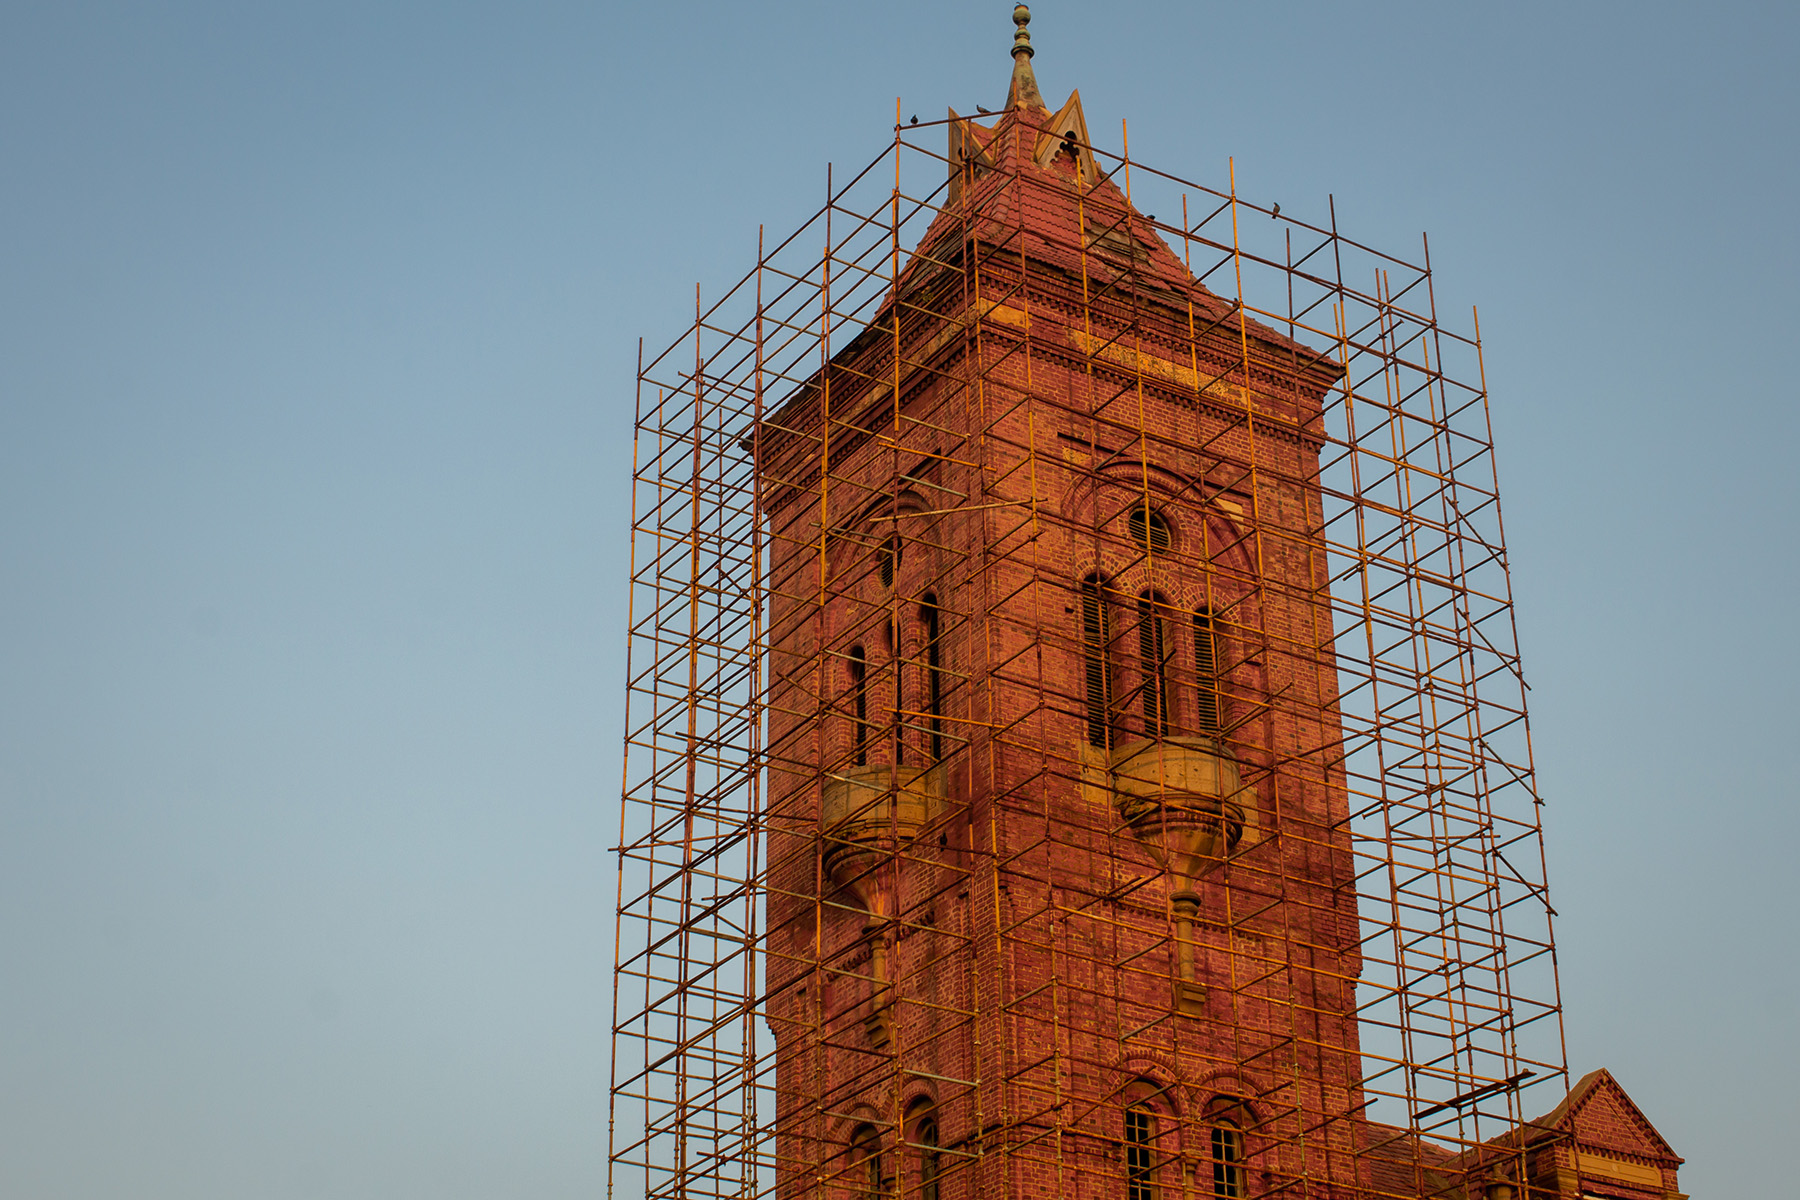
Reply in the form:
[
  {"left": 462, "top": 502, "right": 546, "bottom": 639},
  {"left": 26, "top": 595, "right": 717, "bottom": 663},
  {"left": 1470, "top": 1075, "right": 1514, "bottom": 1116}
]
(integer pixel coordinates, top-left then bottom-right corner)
[
  {"left": 878, "top": 536, "right": 900, "bottom": 588},
  {"left": 1080, "top": 578, "right": 1112, "bottom": 749},
  {"left": 1138, "top": 595, "right": 1170, "bottom": 738},
  {"left": 1128, "top": 504, "right": 1172, "bottom": 553},
  {"left": 1194, "top": 610, "right": 1221, "bottom": 734}
]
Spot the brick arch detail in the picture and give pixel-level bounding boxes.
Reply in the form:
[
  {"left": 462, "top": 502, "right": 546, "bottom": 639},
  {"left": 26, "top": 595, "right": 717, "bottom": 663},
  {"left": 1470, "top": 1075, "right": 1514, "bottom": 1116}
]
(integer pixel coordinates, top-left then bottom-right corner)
[
  {"left": 821, "top": 487, "right": 935, "bottom": 585},
  {"left": 901, "top": 1078, "right": 940, "bottom": 1119},
  {"left": 1117, "top": 1050, "right": 1187, "bottom": 1117},
  {"left": 826, "top": 1102, "right": 889, "bottom": 1148},
  {"left": 1059, "top": 474, "right": 1260, "bottom": 586},
  {"left": 1186, "top": 1065, "right": 1267, "bottom": 1094}
]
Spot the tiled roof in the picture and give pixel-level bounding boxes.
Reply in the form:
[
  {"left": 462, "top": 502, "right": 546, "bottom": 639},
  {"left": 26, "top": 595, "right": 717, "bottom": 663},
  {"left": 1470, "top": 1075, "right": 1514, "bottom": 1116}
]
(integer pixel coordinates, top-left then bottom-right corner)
[{"left": 893, "top": 93, "right": 1320, "bottom": 363}]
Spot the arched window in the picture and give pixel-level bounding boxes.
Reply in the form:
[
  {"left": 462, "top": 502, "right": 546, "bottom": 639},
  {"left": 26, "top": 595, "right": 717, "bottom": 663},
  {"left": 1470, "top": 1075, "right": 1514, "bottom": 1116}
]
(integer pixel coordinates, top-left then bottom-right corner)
[
  {"left": 921, "top": 596, "right": 944, "bottom": 764},
  {"left": 1080, "top": 576, "right": 1114, "bottom": 750},
  {"left": 1128, "top": 503, "right": 1172, "bottom": 554},
  {"left": 887, "top": 619, "right": 903, "bottom": 768},
  {"left": 878, "top": 535, "right": 901, "bottom": 588},
  {"left": 1209, "top": 1120, "right": 1245, "bottom": 1198},
  {"left": 916, "top": 1116, "right": 940, "bottom": 1200},
  {"left": 1193, "top": 610, "right": 1222, "bottom": 736},
  {"left": 849, "top": 647, "right": 868, "bottom": 766},
  {"left": 1124, "top": 1102, "right": 1157, "bottom": 1200},
  {"left": 1138, "top": 594, "right": 1172, "bottom": 738},
  {"left": 850, "top": 1123, "right": 884, "bottom": 1199}
]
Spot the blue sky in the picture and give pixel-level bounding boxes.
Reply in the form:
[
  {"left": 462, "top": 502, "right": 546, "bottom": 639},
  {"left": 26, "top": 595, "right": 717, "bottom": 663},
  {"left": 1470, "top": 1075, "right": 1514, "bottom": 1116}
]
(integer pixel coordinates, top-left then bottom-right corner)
[{"left": 1, "top": 2, "right": 1793, "bottom": 1196}]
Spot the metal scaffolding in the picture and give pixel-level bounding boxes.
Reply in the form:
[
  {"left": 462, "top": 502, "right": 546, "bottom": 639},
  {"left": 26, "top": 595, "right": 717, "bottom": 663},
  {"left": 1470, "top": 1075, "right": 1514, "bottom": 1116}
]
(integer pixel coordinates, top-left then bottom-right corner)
[{"left": 609, "top": 97, "right": 1564, "bottom": 1200}]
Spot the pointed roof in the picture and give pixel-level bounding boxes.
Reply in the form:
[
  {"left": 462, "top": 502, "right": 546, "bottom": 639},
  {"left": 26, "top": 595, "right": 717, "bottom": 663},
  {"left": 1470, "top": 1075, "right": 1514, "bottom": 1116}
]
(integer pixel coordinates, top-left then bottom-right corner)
[
  {"left": 895, "top": 7, "right": 1329, "bottom": 370},
  {"left": 760, "top": 10, "right": 1347, "bottom": 493},
  {"left": 767, "top": 5, "right": 1341, "bottom": 448}
]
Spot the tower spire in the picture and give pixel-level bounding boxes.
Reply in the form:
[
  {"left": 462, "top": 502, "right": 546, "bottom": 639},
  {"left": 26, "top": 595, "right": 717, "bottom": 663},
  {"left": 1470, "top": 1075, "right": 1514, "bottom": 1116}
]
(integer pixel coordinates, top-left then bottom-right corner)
[{"left": 1006, "top": 4, "right": 1047, "bottom": 112}]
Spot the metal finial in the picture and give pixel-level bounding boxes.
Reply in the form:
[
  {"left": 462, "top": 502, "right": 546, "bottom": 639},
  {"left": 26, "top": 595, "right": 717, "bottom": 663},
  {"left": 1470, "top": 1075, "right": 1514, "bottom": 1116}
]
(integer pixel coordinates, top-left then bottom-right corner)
[
  {"left": 1005, "top": 3, "right": 1046, "bottom": 111},
  {"left": 1012, "top": 4, "right": 1034, "bottom": 59}
]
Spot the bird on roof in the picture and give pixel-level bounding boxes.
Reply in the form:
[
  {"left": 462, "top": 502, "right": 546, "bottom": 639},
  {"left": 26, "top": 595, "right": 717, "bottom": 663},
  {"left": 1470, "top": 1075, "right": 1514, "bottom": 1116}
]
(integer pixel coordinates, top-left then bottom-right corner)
[{"left": 976, "top": 104, "right": 992, "bottom": 113}]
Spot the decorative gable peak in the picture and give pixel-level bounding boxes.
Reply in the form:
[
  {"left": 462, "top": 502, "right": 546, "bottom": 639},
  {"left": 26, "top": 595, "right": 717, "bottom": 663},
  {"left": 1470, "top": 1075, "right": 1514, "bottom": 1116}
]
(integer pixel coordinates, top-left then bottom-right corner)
[
  {"left": 945, "top": 107, "right": 997, "bottom": 207},
  {"left": 1033, "top": 89, "right": 1099, "bottom": 185},
  {"left": 1563, "top": 1069, "right": 1681, "bottom": 1162}
]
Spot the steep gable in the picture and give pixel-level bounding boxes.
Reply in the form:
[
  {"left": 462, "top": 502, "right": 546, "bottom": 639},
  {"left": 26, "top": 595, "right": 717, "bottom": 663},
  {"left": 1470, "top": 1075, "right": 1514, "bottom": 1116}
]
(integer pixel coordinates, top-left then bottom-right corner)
[{"left": 1564, "top": 1070, "right": 1680, "bottom": 1163}]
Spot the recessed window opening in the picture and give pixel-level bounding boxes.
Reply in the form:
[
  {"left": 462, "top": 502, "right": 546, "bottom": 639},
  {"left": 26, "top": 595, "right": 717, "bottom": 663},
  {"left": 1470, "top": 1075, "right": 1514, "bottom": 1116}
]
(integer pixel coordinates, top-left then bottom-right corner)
[
  {"left": 1210, "top": 1120, "right": 1245, "bottom": 1199},
  {"left": 1193, "top": 610, "right": 1222, "bottom": 735},
  {"left": 1124, "top": 1103, "right": 1157, "bottom": 1200},
  {"left": 917, "top": 1116, "right": 940, "bottom": 1200},
  {"left": 1138, "top": 594, "right": 1171, "bottom": 738},
  {"left": 890, "top": 620, "right": 903, "bottom": 768},
  {"left": 922, "top": 595, "right": 944, "bottom": 764},
  {"left": 1128, "top": 503, "right": 1172, "bottom": 554},
  {"left": 1080, "top": 576, "right": 1113, "bottom": 750},
  {"left": 849, "top": 647, "right": 868, "bottom": 766},
  {"left": 849, "top": 1124, "right": 883, "bottom": 1199}
]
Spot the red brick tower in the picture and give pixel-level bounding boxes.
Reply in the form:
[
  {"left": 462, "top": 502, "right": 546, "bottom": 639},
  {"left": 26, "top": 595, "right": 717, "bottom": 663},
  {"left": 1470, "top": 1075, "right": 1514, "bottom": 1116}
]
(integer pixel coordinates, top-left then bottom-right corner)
[
  {"left": 612, "top": 8, "right": 1688, "bottom": 1200},
  {"left": 758, "top": 9, "right": 1366, "bottom": 1197}
]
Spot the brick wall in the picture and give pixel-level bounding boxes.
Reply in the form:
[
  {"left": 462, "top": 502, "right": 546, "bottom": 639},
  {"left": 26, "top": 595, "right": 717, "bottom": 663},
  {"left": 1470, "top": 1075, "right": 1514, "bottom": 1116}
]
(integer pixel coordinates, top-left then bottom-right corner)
[{"left": 757, "top": 147, "right": 1376, "bottom": 1196}]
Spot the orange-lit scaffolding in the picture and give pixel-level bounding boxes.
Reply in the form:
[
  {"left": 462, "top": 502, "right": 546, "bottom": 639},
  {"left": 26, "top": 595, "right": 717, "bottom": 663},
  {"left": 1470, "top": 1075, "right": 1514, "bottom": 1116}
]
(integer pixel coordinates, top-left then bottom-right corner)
[{"left": 609, "top": 83, "right": 1564, "bottom": 1200}]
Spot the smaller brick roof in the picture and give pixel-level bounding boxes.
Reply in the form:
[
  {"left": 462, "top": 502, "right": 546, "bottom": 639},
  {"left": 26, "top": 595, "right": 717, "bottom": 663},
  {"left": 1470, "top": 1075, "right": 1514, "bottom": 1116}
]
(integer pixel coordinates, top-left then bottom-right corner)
[
  {"left": 1361, "top": 1120, "right": 1461, "bottom": 1197},
  {"left": 1521, "top": 1068, "right": 1681, "bottom": 1164},
  {"left": 1353, "top": 1069, "right": 1681, "bottom": 1198}
]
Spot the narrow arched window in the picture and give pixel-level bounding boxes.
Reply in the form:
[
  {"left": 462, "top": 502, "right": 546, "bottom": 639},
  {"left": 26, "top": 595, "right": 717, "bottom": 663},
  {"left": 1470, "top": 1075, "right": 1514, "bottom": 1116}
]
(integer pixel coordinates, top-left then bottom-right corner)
[
  {"left": 921, "top": 596, "right": 944, "bottom": 764},
  {"left": 888, "top": 619, "right": 903, "bottom": 768},
  {"left": 917, "top": 1116, "right": 940, "bottom": 1200},
  {"left": 850, "top": 1123, "right": 883, "bottom": 1199},
  {"left": 849, "top": 646, "right": 868, "bottom": 766},
  {"left": 1193, "top": 610, "right": 1222, "bottom": 736},
  {"left": 1128, "top": 503, "right": 1172, "bottom": 554},
  {"left": 879, "top": 535, "right": 901, "bottom": 588},
  {"left": 1124, "top": 1103, "right": 1157, "bottom": 1200},
  {"left": 1081, "top": 577, "right": 1113, "bottom": 750},
  {"left": 1138, "top": 594, "right": 1171, "bottom": 738},
  {"left": 1210, "top": 1120, "right": 1245, "bottom": 1198}
]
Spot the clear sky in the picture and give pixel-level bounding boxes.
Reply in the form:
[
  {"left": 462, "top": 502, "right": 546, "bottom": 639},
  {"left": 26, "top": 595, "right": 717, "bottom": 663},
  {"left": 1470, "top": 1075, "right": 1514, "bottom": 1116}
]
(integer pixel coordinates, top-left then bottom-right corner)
[{"left": 1, "top": 2, "right": 1792, "bottom": 1196}]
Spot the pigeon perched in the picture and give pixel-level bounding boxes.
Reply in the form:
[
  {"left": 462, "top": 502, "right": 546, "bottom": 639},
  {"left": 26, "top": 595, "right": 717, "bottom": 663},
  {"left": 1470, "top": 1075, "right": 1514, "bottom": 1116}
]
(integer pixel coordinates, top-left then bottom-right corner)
[
  {"left": 1271, "top": 202, "right": 1281, "bottom": 219},
  {"left": 976, "top": 104, "right": 992, "bottom": 113}
]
